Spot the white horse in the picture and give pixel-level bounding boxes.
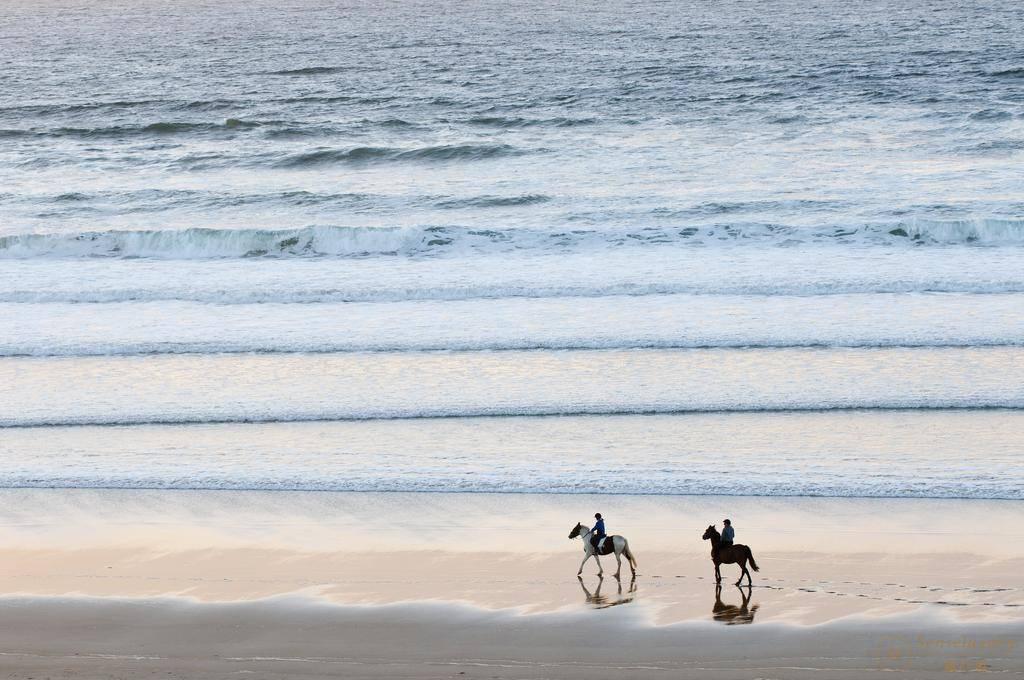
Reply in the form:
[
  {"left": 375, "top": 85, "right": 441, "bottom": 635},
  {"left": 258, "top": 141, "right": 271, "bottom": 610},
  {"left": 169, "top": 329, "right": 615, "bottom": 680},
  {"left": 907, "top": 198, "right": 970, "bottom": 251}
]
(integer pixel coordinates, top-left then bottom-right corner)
[{"left": 568, "top": 522, "right": 637, "bottom": 578}]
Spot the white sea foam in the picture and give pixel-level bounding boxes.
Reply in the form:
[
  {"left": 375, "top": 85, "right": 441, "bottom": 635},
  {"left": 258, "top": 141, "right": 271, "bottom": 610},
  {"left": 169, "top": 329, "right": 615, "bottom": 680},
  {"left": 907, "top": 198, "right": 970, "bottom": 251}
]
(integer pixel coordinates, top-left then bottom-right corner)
[
  {"left": 2, "top": 245, "right": 1024, "bottom": 305},
  {"left": 0, "top": 225, "right": 432, "bottom": 259},
  {"left": 2, "top": 220, "right": 1024, "bottom": 260}
]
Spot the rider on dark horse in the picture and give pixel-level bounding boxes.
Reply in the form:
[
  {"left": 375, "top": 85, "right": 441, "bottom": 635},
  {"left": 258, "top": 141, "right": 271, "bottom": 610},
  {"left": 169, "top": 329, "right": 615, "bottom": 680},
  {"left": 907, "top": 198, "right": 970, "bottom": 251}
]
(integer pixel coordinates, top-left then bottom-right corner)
[
  {"left": 590, "top": 513, "right": 606, "bottom": 550},
  {"left": 702, "top": 522, "right": 758, "bottom": 586}
]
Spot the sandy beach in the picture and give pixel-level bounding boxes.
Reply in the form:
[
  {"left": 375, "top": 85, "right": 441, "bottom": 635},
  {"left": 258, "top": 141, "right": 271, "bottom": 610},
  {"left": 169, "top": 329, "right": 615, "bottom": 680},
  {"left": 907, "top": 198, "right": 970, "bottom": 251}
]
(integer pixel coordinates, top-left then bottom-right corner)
[{"left": 0, "top": 489, "right": 1020, "bottom": 678}]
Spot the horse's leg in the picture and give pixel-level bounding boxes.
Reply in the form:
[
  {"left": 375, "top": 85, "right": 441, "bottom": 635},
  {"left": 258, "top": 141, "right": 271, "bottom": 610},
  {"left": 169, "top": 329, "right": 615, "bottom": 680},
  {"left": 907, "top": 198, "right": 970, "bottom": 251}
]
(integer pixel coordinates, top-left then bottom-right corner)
[
  {"left": 714, "top": 561, "right": 721, "bottom": 583},
  {"left": 594, "top": 554, "right": 603, "bottom": 576},
  {"left": 736, "top": 559, "right": 750, "bottom": 586},
  {"left": 578, "top": 552, "right": 592, "bottom": 576},
  {"left": 614, "top": 550, "right": 622, "bottom": 579}
]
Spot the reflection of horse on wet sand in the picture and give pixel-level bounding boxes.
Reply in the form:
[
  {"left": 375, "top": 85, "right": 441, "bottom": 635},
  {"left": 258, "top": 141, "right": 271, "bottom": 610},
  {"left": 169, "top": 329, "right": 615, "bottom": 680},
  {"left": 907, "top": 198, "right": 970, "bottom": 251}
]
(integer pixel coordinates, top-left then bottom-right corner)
[
  {"left": 712, "top": 584, "right": 759, "bottom": 624},
  {"left": 568, "top": 522, "right": 637, "bottom": 578},
  {"left": 702, "top": 525, "right": 759, "bottom": 586},
  {"left": 578, "top": 575, "right": 637, "bottom": 608}
]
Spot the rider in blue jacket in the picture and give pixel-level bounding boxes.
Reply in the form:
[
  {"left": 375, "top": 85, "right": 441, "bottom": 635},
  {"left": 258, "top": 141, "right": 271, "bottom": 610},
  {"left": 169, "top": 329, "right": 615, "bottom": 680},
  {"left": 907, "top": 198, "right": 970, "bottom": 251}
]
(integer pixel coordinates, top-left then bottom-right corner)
[
  {"left": 721, "top": 519, "right": 735, "bottom": 547},
  {"left": 593, "top": 513, "right": 606, "bottom": 538},
  {"left": 591, "top": 513, "right": 606, "bottom": 549}
]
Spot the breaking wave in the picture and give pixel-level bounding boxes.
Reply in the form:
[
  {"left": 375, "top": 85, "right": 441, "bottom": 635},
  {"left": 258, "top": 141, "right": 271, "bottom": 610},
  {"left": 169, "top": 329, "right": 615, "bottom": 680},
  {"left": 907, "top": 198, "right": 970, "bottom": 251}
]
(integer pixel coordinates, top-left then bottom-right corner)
[
  {"left": 263, "top": 65, "right": 362, "bottom": 75},
  {"left": 0, "top": 120, "right": 267, "bottom": 139},
  {"left": 273, "top": 143, "right": 530, "bottom": 167},
  {"left": 2, "top": 218, "right": 1024, "bottom": 260},
  {"left": 464, "top": 115, "right": 599, "bottom": 127},
  {"left": 890, "top": 218, "right": 1024, "bottom": 243},
  {"left": 3, "top": 404, "right": 1023, "bottom": 430},
  {"left": 433, "top": 194, "right": 552, "bottom": 209},
  {"left": 987, "top": 67, "right": 1024, "bottom": 79},
  {"left": 0, "top": 225, "right": 438, "bottom": 259},
  {"left": 3, "top": 338, "right": 1023, "bottom": 359},
  {"left": 0, "top": 473, "right": 1019, "bottom": 499},
  {"left": 7, "top": 280, "right": 1024, "bottom": 304}
]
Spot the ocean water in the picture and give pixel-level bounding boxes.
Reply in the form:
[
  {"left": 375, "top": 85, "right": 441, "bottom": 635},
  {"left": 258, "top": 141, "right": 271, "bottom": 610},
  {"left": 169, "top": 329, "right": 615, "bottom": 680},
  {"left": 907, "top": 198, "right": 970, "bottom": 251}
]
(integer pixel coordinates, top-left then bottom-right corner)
[{"left": 2, "top": 0, "right": 1023, "bottom": 499}]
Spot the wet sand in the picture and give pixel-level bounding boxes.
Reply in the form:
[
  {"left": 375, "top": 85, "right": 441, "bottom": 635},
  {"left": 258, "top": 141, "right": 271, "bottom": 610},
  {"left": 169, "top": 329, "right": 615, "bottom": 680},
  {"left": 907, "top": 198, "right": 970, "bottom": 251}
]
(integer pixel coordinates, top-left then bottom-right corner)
[
  {"left": 0, "top": 489, "right": 1021, "bottom": 677},
  {"left": 1, "top": 596, "right": 1021, "bottom": 679}
]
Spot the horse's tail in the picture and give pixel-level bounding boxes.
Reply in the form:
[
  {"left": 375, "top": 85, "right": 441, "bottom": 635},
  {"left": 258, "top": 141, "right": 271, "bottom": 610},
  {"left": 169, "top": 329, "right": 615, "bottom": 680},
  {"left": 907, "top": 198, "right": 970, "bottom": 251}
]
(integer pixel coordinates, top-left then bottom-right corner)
[
  {"left": 746, "top": 547, "right": 759, "bottom": 572},
  {"left": 623, "top": 540, "right": 637, "bottom": 570}
]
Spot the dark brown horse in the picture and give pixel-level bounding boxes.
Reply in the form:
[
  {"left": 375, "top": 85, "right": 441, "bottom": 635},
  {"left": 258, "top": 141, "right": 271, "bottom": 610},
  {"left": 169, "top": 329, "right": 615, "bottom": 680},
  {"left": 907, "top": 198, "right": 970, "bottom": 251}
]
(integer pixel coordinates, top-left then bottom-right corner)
[{"left": 702, "top": 525, "right": 759, "bottom": 586}]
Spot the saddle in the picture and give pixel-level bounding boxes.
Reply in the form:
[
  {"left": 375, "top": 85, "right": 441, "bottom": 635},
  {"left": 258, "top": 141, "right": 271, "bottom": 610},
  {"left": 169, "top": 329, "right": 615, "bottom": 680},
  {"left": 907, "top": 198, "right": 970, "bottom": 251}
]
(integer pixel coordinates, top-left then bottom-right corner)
[
  {"left": 590, "top": 535, "right": 615, "bottom": 555},
  {"left": 714, "top": 543, "right": 737, "bottom": 559}
]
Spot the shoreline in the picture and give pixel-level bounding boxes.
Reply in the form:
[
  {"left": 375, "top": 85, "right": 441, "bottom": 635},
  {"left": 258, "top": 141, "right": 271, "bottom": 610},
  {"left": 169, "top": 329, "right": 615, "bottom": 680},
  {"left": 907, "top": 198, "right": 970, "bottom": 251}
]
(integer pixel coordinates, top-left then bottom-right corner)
[
  {"left": 0, "top": 489, "right": 1020, "bottom": 677},
  {"left": 7, "top": 483, "right": 1024, "bottom": 500}
]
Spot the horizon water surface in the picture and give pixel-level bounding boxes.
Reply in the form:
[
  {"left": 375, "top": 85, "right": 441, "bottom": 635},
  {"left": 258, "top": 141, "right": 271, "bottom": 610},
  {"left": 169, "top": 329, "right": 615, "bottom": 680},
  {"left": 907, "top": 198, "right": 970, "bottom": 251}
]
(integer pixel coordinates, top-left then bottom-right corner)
[{"left": 2, "top": 0, "right": 1023, "bottom": 501}]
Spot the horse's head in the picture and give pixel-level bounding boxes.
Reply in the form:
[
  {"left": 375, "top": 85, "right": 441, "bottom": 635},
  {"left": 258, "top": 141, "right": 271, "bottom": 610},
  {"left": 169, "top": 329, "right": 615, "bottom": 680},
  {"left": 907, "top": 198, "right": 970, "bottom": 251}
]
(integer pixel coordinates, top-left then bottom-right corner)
[
  {"left": 702, "top": 525, "right": 717, "bottom": 541},
  {"left": 568, "top": 522, "right": 582, "bottom": 539}
]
